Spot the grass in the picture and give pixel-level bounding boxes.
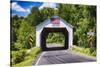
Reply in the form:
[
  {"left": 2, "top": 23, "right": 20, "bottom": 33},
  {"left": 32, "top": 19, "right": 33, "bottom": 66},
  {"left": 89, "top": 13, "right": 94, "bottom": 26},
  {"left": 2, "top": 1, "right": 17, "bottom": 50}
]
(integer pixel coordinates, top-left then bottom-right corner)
[
  {"left": 70, "top": 45, "right": 96, "bottom": 57},
  {"left": 12, "top": 47, "right": 41, "bottom": 67}
]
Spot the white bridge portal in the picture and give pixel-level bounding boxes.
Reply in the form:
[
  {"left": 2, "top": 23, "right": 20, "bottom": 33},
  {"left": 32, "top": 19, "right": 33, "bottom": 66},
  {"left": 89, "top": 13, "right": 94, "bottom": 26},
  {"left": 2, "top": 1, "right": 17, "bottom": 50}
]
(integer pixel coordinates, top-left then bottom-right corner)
[{"left": 36, "top": 16, "right": 73, "bottom": 51}]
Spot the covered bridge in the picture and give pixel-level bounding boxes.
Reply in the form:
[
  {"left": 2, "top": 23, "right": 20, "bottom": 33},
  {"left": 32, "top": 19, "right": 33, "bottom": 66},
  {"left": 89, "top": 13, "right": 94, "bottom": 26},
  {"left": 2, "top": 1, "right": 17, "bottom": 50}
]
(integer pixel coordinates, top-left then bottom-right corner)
[{"left": 36, "top": 16, "right": 73, "bottom": 51}]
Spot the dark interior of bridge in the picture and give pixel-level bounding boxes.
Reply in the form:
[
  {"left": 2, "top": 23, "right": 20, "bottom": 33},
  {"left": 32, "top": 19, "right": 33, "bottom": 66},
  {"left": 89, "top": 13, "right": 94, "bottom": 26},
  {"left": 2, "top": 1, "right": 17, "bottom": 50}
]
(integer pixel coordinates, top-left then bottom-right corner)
[{"left": 40, "top": 28, "right": 69, "bottom": 51}]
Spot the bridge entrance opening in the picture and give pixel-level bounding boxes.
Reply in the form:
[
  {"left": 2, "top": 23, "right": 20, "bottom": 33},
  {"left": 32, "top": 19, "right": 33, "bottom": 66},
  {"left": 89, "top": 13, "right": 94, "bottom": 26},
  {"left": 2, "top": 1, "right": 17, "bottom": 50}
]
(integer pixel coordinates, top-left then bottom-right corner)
[
  {"left": 40, "top": 28, "right": 68, "bottom": 51},
  {"left": 46, "top": 32, "right": 65, "bottom": 48}
]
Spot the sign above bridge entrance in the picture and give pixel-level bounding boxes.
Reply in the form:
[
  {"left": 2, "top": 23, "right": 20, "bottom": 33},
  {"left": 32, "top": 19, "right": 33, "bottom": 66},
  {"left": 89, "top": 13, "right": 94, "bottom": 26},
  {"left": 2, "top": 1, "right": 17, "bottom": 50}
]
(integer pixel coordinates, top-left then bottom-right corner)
[{"left": 51, "top": 16, "right": 60, "bottom": 25}]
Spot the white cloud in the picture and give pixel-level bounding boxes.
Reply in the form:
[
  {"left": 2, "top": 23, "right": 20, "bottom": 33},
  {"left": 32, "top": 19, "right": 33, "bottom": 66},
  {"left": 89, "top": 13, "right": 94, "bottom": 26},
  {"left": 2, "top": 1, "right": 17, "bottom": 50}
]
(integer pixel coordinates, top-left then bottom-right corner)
[
  {"left": 39, "top": 2, "right": 58, "bottom": 10},
  {"left": 11, "top": 2, "right": 30, "bottom": 13},
  {"left": 11, "top": 13, "right": 16, "bottom": 17}
]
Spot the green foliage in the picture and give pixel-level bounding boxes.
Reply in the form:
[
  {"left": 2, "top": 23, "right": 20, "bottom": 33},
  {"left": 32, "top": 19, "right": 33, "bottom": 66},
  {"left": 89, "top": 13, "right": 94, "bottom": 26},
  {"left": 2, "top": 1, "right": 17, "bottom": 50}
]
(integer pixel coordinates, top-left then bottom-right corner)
[
  {"left": 11, "top": 19, "right": 36, "bottom": 50},
  {"left": 28, "top": 47, "right": 41, "bottom": 57},
  {"left": 11, "top": 49, "right": 26, "bottom": 64},
  {"left": 11, "top": 3, "right": 96, "bottom": 66},
  {"left": 26, "top": 7, "right": 40, "bottom": 26},
  {"left": 11, "top": 4, "right": 96, "bottom": 49},
  {"left": 58, "top": 4, "right": 96, "bottom": 48},
  {"left": 46, "top": 32, "right": 65, "bottom": 45},
  {"left": 12, "top": 47, "right": 41, "bottom": 67},
  {"left": 71, "top": 46, "right": 96, "bottom": 57},
  {"left": 14, "top": 42, "right": 24, "bottom": 50}
]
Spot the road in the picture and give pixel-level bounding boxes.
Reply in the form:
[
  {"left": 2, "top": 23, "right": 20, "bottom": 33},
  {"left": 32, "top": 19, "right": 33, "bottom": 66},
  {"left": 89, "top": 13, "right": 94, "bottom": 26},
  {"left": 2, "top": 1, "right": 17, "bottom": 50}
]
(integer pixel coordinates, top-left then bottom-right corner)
[
  {"left": 35, "top": 50, "right": 96, "bottom": 65},
  {"left": 47, "top": 43, "right": 63, "bottom": 48}
]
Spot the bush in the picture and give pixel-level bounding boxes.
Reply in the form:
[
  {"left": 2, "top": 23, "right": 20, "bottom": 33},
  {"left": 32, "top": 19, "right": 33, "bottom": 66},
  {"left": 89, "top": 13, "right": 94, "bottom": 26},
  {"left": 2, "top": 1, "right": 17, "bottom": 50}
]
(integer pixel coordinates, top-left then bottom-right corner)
[
  {"left": 12, "top": 49, "right": 26, "bottom": 64},
  {"left": 12, "top": 47, "right": 41, "bottom": 67},
  {"left": 91, "top": 51, "right": 96, "bottom": 56},
  {"left": 89, "top": 47, "right": 96, "bottom": 53},
  {"left": 83, "top": 48, "right": 90, "bottom": 55},
  {"left": 46, "top": 32, "right": 65, "bottom": 44},
  {"left": 12, "top": 42, "right": 24, "bottom": 51}
]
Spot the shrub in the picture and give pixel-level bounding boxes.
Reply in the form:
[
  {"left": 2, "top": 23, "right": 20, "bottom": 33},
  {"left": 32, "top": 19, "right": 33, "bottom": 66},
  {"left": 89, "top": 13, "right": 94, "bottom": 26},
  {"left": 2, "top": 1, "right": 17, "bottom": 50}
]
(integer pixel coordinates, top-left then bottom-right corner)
[
  {"left": 91, "top": 51, "right": 96, "bottom": 56},
  {"left": 12, "top": 49, "right": 26, "bottom": 64},
  {"left": 89, "top": 47, "right": 96, "bottom": 53},
  {"left": 83, "top": 48, "right": 91, "bottom": 55},
  {"left": 12, "top": 42, "right": 24, "bottom": 51}
]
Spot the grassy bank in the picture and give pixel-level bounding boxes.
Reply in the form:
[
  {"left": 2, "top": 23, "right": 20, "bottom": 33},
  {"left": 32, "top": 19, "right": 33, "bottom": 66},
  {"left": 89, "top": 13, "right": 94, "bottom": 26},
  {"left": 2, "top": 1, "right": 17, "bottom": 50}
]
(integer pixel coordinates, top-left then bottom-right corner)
[
  {"left": 12, "top": 47, "right": 41, "bottom": 67},
  {"left": 70, "top": 45, "right": 96, "bottom": 57}
]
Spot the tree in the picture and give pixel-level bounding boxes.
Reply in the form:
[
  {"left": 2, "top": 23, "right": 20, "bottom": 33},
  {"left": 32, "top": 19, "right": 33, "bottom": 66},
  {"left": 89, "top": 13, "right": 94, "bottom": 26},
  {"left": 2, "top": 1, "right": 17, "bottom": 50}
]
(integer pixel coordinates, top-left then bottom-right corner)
[{"left": 26, "top": 7, "right": 40, "bottom": 26}]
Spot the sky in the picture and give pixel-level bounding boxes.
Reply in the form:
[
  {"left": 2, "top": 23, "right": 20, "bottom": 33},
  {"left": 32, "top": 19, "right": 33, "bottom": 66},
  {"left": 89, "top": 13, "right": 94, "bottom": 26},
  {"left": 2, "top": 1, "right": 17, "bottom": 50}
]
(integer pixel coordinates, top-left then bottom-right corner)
[{"left": 11, "top": 0, "right": 58, "bottom": 17}]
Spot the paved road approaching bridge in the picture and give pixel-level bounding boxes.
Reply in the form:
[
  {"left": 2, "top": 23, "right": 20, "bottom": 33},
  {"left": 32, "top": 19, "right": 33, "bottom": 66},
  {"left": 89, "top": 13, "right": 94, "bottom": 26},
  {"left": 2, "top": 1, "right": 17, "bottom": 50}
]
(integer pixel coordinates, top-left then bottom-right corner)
[{"left": 35, "top": 50, "right": 96, "bottom": 65}]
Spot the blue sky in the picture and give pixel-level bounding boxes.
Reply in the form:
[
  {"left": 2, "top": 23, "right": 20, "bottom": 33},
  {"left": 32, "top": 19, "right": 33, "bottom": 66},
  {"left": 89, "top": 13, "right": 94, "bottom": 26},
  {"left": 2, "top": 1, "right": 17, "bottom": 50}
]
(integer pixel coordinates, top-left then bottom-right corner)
[{"left": 11, "top": 1, "right": 58, "bottom": 17}]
